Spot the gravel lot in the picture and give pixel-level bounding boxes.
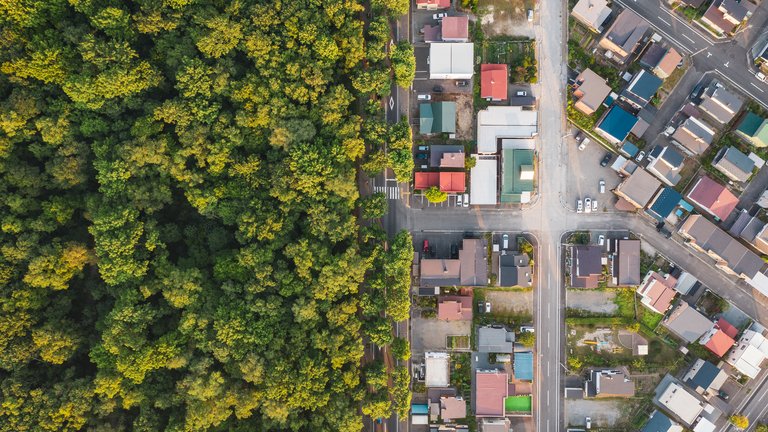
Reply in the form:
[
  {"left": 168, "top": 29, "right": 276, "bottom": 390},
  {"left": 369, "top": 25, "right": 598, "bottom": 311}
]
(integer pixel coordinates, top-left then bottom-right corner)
[
  {"left": 411, "top": 317, "right": 472, "bottom": 354},
  {"left": 566, "top": 290, "right": 618, "bottom": 314},
  {"left": 565, "top": 399, "right": 628, "bottom": 429},
  {"left": 485, "top": 289, "right": 533, "bottom": 315}
]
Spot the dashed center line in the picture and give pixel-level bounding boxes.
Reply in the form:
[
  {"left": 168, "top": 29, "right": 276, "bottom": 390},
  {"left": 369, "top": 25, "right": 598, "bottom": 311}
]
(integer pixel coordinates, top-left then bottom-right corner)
[
  {"left": 682, "top": 34, "right": 696, "bottom": 43},
  {"left": 751, "top": 83, "right": 765, "bottom": 93},
  {"left": 657, "top": 16, "right": 671, "bottom": 26}
]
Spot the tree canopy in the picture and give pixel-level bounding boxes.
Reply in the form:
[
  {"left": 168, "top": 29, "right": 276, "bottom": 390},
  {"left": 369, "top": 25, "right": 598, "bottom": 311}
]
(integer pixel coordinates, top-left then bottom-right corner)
[{"left": 0, "top": 0, "right": 413, "bottom": 430}]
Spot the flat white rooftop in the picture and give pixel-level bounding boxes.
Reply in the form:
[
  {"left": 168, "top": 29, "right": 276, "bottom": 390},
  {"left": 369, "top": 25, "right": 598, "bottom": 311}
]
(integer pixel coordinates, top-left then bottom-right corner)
[
  {"left": 470, "top": 156, "right": 498, "bottom": 205},
  {"left": 429, "top": 43, "right": 474, "bottom": 80},
  {"left": 477, "top": 106, "right": 538, "bottom": 154}
]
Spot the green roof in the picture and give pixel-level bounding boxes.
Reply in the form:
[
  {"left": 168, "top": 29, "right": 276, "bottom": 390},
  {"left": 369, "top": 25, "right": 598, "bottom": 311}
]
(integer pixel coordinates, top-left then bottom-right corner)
[
  {"left": 737, "top": 112, "right": 763, "bottom": 136},
  {"left": 419, "top": 102, "right": 456, "bottom": 134},
  {"left": 501, "top": 149, "right": 535, "bottom": 203}
]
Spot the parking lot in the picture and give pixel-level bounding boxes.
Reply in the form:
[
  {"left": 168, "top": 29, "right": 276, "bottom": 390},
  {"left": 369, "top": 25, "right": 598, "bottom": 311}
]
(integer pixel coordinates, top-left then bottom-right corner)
[
  {"left": 565, "top": 132, "right": 622, "bottom": 212},
  {"left": 412, "top": 232, "right": 473, "bottom": 260}
]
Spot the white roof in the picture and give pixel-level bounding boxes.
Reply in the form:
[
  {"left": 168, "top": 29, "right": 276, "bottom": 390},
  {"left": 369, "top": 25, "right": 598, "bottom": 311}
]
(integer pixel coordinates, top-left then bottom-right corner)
[
  {"left": 425, "top": 352, "right": 451, "bottom": 387},
  {"left": 571, "top": 0, "right": 612, "bottom": 29},
  {"left": 412, "top": 414, "right": 429, "bottom": 425},
  {"left": 658, "top": 382, "right": 704, "bottom": 425},
  {"left": 747, "top": 271, "right": 768, "bottom": 297},
  {"left": 727, "top": 330, "right": 768, "bottom": 378},
  {"left": 693, "top": 418, "right": 716, "bottom": 432},
  {"left": 477, "top": 106, "right": 538, "bottom": 153},
  {"left": 500, "top": 138, "right": 536, "bottom": 150},
  {"left": 470, "top": 156, "right": 498, "bottom": 205},
  {"left": 674, "top": 272, "right": 698, "bottom": 295},
  {"left": 429, "top": 43, "right": 474, "bottom": 80}
]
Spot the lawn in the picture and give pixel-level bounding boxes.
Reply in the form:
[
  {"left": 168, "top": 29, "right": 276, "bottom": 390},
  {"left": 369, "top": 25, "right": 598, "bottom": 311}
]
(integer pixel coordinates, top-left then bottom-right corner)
[
  {"left": 447, "top": 335, "right": 470, "bottom": 350},
  {"left": 505, "top": 395, "right": 532, "bottom": 413}
]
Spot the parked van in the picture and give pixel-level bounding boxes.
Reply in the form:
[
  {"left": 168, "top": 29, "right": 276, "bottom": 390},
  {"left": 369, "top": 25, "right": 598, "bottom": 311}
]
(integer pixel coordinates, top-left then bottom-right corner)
[
  {"left": 502, "top": 234, "right": 509, "bottom": 250},
  {"left": 417, "top": 94, "right": 431, "bottom": 101}
]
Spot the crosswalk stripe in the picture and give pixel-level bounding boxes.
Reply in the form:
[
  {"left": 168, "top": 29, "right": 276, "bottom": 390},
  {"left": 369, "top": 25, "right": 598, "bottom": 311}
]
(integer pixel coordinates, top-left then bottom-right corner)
[{"left": 372, "top": 185, "right": 399, "bottom": 200}]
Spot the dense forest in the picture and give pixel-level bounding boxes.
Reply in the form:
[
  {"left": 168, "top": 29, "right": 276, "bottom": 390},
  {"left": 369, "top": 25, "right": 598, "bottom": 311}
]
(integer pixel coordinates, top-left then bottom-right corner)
[{"left": 0, "top": 0, "right": 413, "bottom": 430}]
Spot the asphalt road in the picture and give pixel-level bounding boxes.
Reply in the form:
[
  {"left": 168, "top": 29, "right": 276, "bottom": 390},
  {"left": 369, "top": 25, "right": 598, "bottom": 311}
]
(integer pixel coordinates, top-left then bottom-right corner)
[{"left": 614, "top": 0, "right": 768, "bottom": 108}]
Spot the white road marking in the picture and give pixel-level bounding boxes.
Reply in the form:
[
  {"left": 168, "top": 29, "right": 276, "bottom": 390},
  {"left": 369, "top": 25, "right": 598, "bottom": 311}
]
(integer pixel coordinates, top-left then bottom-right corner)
[
  {"left": 751, "top": 83, "right": 765, "bottom": 93},
  {"left": 657, "top": 16, "right": 671, "bottom": 26},
  {"left": 683, "top": 34, "right": 696, "bottom": 43},
  {"left": 724, "top": 61, "right": 730, "bottom": 68}
]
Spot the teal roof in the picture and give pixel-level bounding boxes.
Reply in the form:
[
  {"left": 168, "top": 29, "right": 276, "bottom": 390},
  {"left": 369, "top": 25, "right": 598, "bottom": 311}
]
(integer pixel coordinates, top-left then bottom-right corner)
[
  {"left": 597, "top": 105, "right": 638, "bottom": 143},
  {"left": 501, "top": 149, "right": 535, "bottom": 203},
  {"left": 514, "top": 351, "right": 534, "bottom": 381},
  {"left": 419, "top": 102, "right": 456, "bottom": 134},
  {"left": 737, "top": 112, "right": 763, "bottom": 137},
  {"left": 647, "top": 187, "right": 682, "bottom": 221}
]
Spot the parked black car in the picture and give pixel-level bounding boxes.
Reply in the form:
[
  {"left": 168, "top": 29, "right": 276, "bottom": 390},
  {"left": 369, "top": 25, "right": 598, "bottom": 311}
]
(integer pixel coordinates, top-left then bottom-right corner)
[
  {"left": 600, "top": 153, "right": 613, "bottom": 167},
  {"left": 433, "top": 85, "right": 444, "bottom": 93}
]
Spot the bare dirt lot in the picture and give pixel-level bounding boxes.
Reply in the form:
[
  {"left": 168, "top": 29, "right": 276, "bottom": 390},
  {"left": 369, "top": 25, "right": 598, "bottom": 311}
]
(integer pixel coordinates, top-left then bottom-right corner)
[
  {"left": 478, "top": 0, "right": 535, "bottom": 38},
  {"left": 411, "top": 317, "right": 472, "bottom": 354},
  {"left": 484, "top": 289, "right": 533, "bottom": 315},
  {"left": 454, "top": 93, "right": 474, "bottom": 140},
  {"left": 566, "top": 290, "right": 618, "bottom": 314},
  {"left": 566, "top": 399, "right": 630, "bottom": 429}
]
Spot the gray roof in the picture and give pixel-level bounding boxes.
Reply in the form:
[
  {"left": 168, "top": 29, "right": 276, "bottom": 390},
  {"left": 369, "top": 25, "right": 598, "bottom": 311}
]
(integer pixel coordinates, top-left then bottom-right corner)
[
  {"left": 459, "top": 238, "right": 488, "bottom": 286},
  {"left": 663, "top": 302, "right": 713, "bottom": 343},
  {"left": 602, "top": 9, "right": 650, "bottom": 57},
  {"left": 721, "top": 0, "right": 749, "bottom": 21},
  {"left": 699, "top": 82, "right": 743, "bottom": 124},
  {"left": 586, "top": 367, "right": 635, "bottom": 397},
  {"left": 713, "top": 146, "right": 754, "bottom": 182},
  {"left": 477, "top": 326, "right": 515, "bottom": 353},
  {"left": 499, "top": 253, "right": 532, "bottom": 287},
  {"left": 570, "top": 245, "right": 603, "bottom": 288},
  {"left": 679, "top": 215, "right": 765, "bottom": 278},
  {"left": 640, "top": 44, "right": 667, "bottom": 69},
  {"left": 615, "top": 239, "right": 641, "bottom": 285}
]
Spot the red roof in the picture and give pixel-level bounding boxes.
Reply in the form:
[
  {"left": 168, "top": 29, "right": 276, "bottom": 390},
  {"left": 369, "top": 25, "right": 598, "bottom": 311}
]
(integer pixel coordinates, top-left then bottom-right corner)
[
  {"left": 437, "top": 295, "right": 473, "bottom": 320},
  {"left": 475, "top": 371, "right": 508, "bottom": 417},
  {"left": 439, "top": 172, "right": 466, "bottom": 193},
  {"left": 687, "top": 176, "right": 738, "bottom": 220},
  {"left": 639, "top": 273, "right": 677, "bottom": 314},
  {"left": 716, "top": 317, "right": 738, "bottom": 338},
  {"left": 704, "top": 329, "right": 736, "bottom": 357},
  {"left": 416, "top": 0, "right": 451, "bottom": 8},
  {"left": 441, "top": 16, "right": 469, "bottom": 40},
  {"left": 414, "top": 172, "right": 439, "bottom": 190},
  {"left": 481, "top": 64, "right": 508, "bottom": 100}
]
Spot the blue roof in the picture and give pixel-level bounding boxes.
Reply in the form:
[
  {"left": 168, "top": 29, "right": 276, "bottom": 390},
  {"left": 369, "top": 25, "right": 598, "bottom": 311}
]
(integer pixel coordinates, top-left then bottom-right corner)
[
  {"left": 685, "top": 360, "right": 722, "bottom": 391},
  {"left": 679, "top": 199, "right": 694, "bottom": 212},
  {"left": 597, "top": 105, "right": 638, "bottom": 143},
  {"left": 642, "top": 410, "right": 676, "bottom": 432},
  {"left": 514, "top": 351, "right": 534, "bottom": 381},
  {"left": 628, "top": 70, "right": 663, "bottom": 101},
  {"left": 411, "top": 404, "right": 429, "bottom": 415},
  {"left": 620, "top": 141, "right": 639, "bottom": 157},
  {"left": 647, "top": 187, "right": 682, "bottom": 221}
]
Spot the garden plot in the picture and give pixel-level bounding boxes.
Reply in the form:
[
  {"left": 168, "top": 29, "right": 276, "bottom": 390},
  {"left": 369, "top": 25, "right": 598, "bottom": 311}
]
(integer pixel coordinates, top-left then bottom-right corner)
[{"left": 478, "top": 0, "right": 535, "bottom": 38}]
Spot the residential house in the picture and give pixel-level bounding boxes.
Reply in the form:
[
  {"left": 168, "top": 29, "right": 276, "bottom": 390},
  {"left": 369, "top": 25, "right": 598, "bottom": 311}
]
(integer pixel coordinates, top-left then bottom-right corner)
[
  {"left": 475, "top": 370, "right": 509, "bottom": 417},
  {"left": 437, "top": 295, "right": 473, "bottom": 321},
  {"left": 420, "top": 238, "right": 488, "bottom": 287},
  {"left": 425, "top": 352, "right": 451, "bottom": 387},
  {"left": 429, "top": 43, "right": 474, "bottom": 80},
  {"left": 729, "top": 210, "right": 768, "bottom": 254},
  {"left": 481, "top": 419, "right": 512, "bottom": 432},
  {"left": 429, "top": 145, "right": 465, "bottom": 168},
  {"left": 647, "top": 145, "right": 685, "bottom": 186},
  {"left": 663, "top": 302, "right": 713, "bottom": 343},
  {"left": 713, "top": 146, "right": 755, "bottom": 182},
  {"left": 647, "top": 187, "right": 684, "bottom": 222},
  {"left": 642, "top": 410, "right": 684, "bottom": 432},
  {"left": 476, "top": 106, "right": 538, "bottom": 153},
  {"left": 414, "top": 172, "right": 466, "bottom": 193},
  {"left": 725, "top": 329, "right": 768, "bottom": 378},
  {"left": 571, "top": 0, "right": 612, "bottom": 32},
  {"left": 585, "top": 367, "right": 636, "bottom": 398},
  {"left": 637, "top": 271, "right": 678, "bottom": 314},
  {"left": 439, "top": 396, "right": 466, "bottom": 422},
  {"left": 570, "top": 245, "right": 603, "bottom": 288},
  {"left": 599, "top": 9, "right": 650, "bottom": 63},
  {"left": 422, "top": 24, "right": 441, "bottom": 43},
  {"left": 477, "top": 326, "right": 515, "bottom": 353},
  {"left": 639, "top": 44, "right": 667, "bottom": 71},
  {"left": 572, "top": 68, "right": 612, "bottom": 115},
  {"left": 701, "top": 0, "right": 752, "bottom": 35},
  {"left": 499, "top": 252, "right": 532, "bottom": 287},
  {"left": 621, "top": 70, "right": 663, "bottom": 109},
  {"left": 416, "top": 0, "right": 451, "bottom": 9},
  {"left": 596, "top": 105, "right": 639, "bottom": 144},
  {"left": 654, "top": 47, "right": 683, "bottom": 79},
  {"left": 699, "top": 320, "right": 736, "bottom": 358},
  {"left": 480, "top": 64, "right": 508, "bottom": 101},
  {"left": 697, "top": 80, "right": 743, "bottom": 125},
  {"left": 683, "top": 359, "right": 728, "bottom": 397},
  {"left": 612, "top": 239, "right": 641, "bottom": 286},
  {"left": 678, "top": 215, "right": 766, "bottom": 282},
  {"left": 673, "top": 271, "right": 699, "bottom": 295},
  {"left": 686, "top": 176, "right": 738, "bottom": 220},
  {"left": 614, "top": 168, "right": 662, "bottom": 210},
  {"left": 441, "top": 16, "right": 469, "bottom": 42},
  {"left": 657, "top": 381, "right": 706, "bottom": 426},
  {"left": 671, "top": 116, "right": 716, "bottom": 155},
  {"left": 420, "top": 101, "right": 457, "bottom": 134},
  {"left": 735, "top": 111, "right": 768, "bottom": 147}
]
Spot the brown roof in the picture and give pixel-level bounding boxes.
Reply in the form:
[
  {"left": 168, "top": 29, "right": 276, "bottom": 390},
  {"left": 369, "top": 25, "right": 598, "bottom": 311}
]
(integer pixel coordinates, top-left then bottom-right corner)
[
  {"left": 702, "top": 0, "right": 738, "bottom": 34},
  {"left": 459, "top": 238, "right": 488, "bottom": 286},
  {"left": 475, "top": 371, "right": 508, "bottom": 417},
  {"left": 441, "top": 16, "right": 469, "bottom": 40},
  {"left": 440, "top": 152, "right": 465, "bottom": 168},
  {"left": 437, "top": 295, "right": 473, "bottom": 321},
  {"left": 573, "top": 68, "right": 611, "bottom": 114},
  {"left": 615, "top": 239, "right": 641, "bottom": 286},
  {"left": 570, "top": 245, "right": 603, "bottom": 288},
  {"left": 656, "top": 48, "right": 682, "bottom": 77},
  {"left": 440, "top": 396, "right": 467, "bottom": 421},
  {"left": 638, "top": 272, "right": 677, "bottom": 313},
  {"left": 686, "top": 176, "right": 738, "bottom": 220},
  {"left": 615, "top": 169, "right": 662, "bottom": 209}
]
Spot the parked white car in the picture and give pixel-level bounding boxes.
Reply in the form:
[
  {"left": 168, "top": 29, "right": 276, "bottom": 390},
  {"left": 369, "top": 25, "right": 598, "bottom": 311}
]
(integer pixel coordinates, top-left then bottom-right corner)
[
  {"left": 757, "top": 71, "right": 767, "bottom": 82},
  {"left": 598, "top": 235, "right": 605, "bottom": 246},
  {"left": 578, "top": 138, "right": 591, "bottom": 151},
  {"left": 592, "top": 199, "right": 598, "bottom": 212},
  {"left": 456, "top": 194, "right": 463, "bottom": 207},
  {"left": 462, "top": 193, "right": 469, "bottom": 207},
  {"left": 599, "top": 180, "right": 605, "bottom": 194},
  {"left": 433, "top": 12, "right": 447, "bottom": 20},
  {"left": 584, "top": 197, "right": 592, "bottom": 213}
]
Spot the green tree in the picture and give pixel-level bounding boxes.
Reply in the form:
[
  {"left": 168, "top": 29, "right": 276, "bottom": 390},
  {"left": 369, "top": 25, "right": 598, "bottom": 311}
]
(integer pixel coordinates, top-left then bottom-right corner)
[
  {"left": 361, "top": 193, "right": 388, "bottom": 219},
  {"left": 518, "top": 331, "right": 535, "bottom": 348},
  {"left": 388, "top": 149, "right": 414, "bottom": 182},
  {"left": 391, "top": 337, "right": 411, "bottom": 361},
  {"left": 568, "top": 357, "right": 584, "bottom": 371},
  {"left": 730, "top": 415, "right": 749, "bottom": 429},
  {"left": 390, "top": 42, "right": 415, "bottom": 88},
  {"left": 424, "top": 186, "right": 447, "bottom": 203},
  {"left": 465, "top": 155, "right": 477, "bottom": 169}
]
